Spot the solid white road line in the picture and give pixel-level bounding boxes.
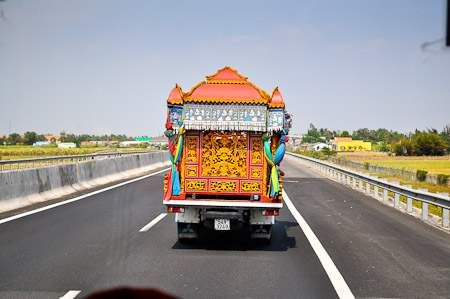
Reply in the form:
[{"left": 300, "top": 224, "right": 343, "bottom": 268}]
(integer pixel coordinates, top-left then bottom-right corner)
[
  {"left": 283, "top": 190, "right": 355, "bottom": 299},
  {"left": 0, "top": 167, "right": 171, "bottom": 226},
  {"left": 60, "top": 290, "right": 81, "bottom": 299},
  {"left": 139, "top": 213, "right": 168, "bottom": 232}
]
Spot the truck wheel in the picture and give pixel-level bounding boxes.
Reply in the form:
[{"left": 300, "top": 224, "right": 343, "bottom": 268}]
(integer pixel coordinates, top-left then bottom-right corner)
[{"left": 177, "top": 223, "right": 199, "bottom": 242}]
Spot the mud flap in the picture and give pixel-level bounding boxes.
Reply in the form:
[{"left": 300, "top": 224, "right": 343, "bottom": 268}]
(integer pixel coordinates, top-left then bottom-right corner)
[
  {"left": 177, "top": 223, "right": 199, "bottom": 241},
  {"left": 250, "top": 224, "right": 272, "bottom": 241}
]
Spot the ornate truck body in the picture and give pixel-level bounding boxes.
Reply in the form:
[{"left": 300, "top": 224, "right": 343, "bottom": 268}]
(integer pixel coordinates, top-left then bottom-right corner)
[{"left": 163, "top": 67, "right": 291, "bottom": 241}]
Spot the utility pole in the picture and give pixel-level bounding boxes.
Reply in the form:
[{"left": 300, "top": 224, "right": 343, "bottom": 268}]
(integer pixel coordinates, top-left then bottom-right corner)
[{"left": 8, "top": 120, "right": 10, "bottom": 136}]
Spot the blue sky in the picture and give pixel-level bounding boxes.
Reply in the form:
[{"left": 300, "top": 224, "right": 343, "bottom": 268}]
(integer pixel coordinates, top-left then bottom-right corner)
[{"left": 0, "top": 0, "right": 449, "bottom": 137}]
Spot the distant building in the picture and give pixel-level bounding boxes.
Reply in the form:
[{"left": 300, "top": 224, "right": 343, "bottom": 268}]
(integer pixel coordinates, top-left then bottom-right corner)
[
  {"left": 286, "top": 134, "right": 303, "bottom": 150},
  {"left": 311, "top": 142, "right": 329, "bottom": 151},
  {"left": 149, "top": 137, "right": 169, "bottom": 145},
  {"left": 58, "top": 143, "right": 76, "bottom": 148},
  {"left": 300, "top": 142, "right": 330, "bottom": 152},
  {"left": 33, "top": 141, "right": 50, "bottom": 146},
  {"left": 331, "top": 137, "right": 371, "bottom": 152},
  {"left": 45, "top": 135, "right": 65, "bottom": 144},
  {"left": 120, "top": 141, "right": 147, "bottom": 147}
]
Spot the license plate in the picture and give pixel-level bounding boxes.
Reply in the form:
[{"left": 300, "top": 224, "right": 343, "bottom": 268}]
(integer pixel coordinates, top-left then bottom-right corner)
[{"left": 214, "top": 219, "right": 230, "bottom": 230}]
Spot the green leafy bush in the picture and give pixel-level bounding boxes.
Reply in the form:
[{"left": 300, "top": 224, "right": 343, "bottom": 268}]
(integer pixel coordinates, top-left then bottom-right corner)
[
  {"left": 321, "top": 147, "right": 337, "bottom": 156},
  {"left": 437, "top": 174, "right": 449, "bottom": 185},
  {"left": 416, "top": 169, "right": 428, "bottom": 182}
]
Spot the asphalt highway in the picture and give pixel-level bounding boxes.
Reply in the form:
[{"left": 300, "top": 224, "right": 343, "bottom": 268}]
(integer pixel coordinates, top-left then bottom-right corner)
[{"left": 0, "top": 157, "right": 449, "bottom": 299}]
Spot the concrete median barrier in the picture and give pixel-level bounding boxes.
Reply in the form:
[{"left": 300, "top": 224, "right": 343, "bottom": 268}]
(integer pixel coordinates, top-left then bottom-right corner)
[{"left": 0, "top": 151, "right": 170, "bottom": 213}]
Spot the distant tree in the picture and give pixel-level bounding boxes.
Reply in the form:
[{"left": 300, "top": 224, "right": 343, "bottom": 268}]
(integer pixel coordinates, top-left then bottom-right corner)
[
  {"left": 50, "top": 137, "right": 56, "bottom": 144},
  {"left": 413, "top": 133, "right": 447, "bottom": 156},
  {"left": 65, "top": 134, "right": 80, "bottom": 147},
  {"left": 23, "top": 131, "right": 38, "bottom": 145},
  {"left": 341, "top": 130, "right": 351, "bottom": 137},
  {"left": 8, "top": 133, "right": 22, "bottom": 145},
  {"left": 392, "top": 139, "right": 413, "bottom": 156},
  {"left": 441, "top": 124, "right": 450, "bottom": 145},
  {"left": 321, "top": 129, "right": 335, "bottom": 141},
  {"left": 379, "top": 141, "right": 390, "bottom": 152},
  {"left": 303, "top": 124, "right": 321, "bottom": 144},
  {"left": 59, "top": 136, "right": 67, "bottom": 142},
  {"left": 37, "top": 134, "right": 47, "bottom": 142}
]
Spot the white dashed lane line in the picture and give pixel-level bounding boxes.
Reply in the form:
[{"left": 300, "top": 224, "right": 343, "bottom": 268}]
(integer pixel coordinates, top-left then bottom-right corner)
[
  {"left": 139, "top": 213, "right": 168, "bottom": 232},
  {"left": 60, "top": 290, "right": 81, "bottom": 299},
  {"left": 0, "top": 168, "right": 170, "bottom": 226}
]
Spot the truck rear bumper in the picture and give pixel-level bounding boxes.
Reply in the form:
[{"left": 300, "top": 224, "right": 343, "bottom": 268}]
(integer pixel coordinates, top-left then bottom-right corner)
[{"left": 163, "top": 199, "right": 283, "bottom": 209}]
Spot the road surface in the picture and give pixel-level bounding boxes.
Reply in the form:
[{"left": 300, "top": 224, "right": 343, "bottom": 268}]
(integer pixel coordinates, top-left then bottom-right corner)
[{"left": 0, "top": 157, "right": 449, "bottom": 298}]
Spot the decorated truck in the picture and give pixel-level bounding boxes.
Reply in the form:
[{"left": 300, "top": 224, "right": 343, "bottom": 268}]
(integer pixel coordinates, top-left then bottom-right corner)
[{"left": 163, "top": 67, "right": 291, "bottom": 242}]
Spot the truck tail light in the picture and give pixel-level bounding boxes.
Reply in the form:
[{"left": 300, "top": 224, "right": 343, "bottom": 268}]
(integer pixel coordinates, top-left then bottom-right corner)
[
  {"left": 262, "top": 210, "right": 279, "bottom": 216},
  {"left": 168, "top": 207, "right": 185, "bottom": 213}
]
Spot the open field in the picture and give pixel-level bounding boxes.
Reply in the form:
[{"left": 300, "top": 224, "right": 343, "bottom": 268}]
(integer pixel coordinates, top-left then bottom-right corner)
[
  {"left": 0, "top": 146, "right": 104, "bottom": 161},
  {"left": 336, "top": 153, "right": 450, "bottom": 217},
  {"left": 338, "top": 153, "right": 450, "bottom": 175},
  {"left": 0, "top": 146, "right": 159, "bottom": 170},
  {"left": 0, "top": 146, "right": 158, "bottom": 161}
]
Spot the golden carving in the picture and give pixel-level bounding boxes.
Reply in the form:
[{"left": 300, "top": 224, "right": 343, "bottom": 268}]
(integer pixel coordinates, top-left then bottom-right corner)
[
  {"left": 251, "top": 168, "right": 262, "bottom": 178},
  {"left": 186, "top": 166, "right": 197, "bottom": 177},
  {"left": 242, "top": 182, "right": 261, "bottom": 193},
  {"left": 270, "top": 135, "right": 279, "bottom": 160},
  {"left": 251, "top": 139, "right": 262, "bottom": 164},
  {"left": 177, "top": 135, "right": 185, "bottom": 194},
  {"left": 206, "top": 66, "right": 249, "bottom": 82},
  {"left": 263, "top": 154, "right": 267, "bottom": 197},
  {"left": 210, "top": 181, "right": 237, "bottom": 192},
  {"left": 278, "top": 176, "right": 283, "bottom": 201},
  {"left": 201, "top": 131, "right": 247, "bottom": 177},
  {"left": 164, "top": 174, "right": 169, "bottom": 192},
  {"left": 187, "top": 137, "right": 198, "bottom": 162},
  {"left": 186, "top": 180, "right": 206, "bottom": 191},
  {"left": 184, "top": 98, "right": 267, "bottom": 105}
]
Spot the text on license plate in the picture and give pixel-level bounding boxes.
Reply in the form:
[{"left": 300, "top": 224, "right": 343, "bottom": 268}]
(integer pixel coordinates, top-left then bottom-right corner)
[{"left": 214, "top": 219, "right": 230, "bottom": 230}]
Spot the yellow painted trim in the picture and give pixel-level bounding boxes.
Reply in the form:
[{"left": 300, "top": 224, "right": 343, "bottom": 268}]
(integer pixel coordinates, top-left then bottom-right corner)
[
  {"left": 207, "top": 80, "right": 246, "bottom": 85},
  {"left": 268, "top": 103, "right": 285, "bottom": 108},
  {"left": 185, "top": 98, "right": 268, "bottom": 104},
  {"left": 175, "top": 84, "right": 184, "bottom": 98},
  {"left": 180, "top": 67, "right": 271, "bottom": 103},
  {"left": 246, "top": 81, "right": 270, "bottom": 100},
  {"left": 206, "top": 66, "right": 248, "bottom": 82},
  {"left": 270, "top": 86, "right": 279, "bottom": 99},
  {"left": 183, "top": 81, "right": 206, "bottom": 98},
  {"left": 167, "top": 100, "right": 183, "bottom": 105}
]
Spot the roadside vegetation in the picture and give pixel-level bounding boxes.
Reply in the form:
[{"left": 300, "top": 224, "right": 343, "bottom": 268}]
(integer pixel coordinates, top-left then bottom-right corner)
[
  {"left": 302, "top": 124, "right": 450, "bottom": 156},
  {"left": 293, "top": 150, "right": 450, "bottom": 192},
  {"left": 0, "top": 146, "right": 105, "bottom": 160},
  {"left": 291, "top": 149, "right": 450, "bottom": 218},
  {"left": 0, "top": 131, "right": 139, "bottom": 147},
  {"left": 0, "top": 131, "right": 163, "bottom": 161}
]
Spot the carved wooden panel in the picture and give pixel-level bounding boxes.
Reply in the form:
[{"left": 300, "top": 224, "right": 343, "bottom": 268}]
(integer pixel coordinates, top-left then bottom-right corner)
[
  {"left": 241, "top": 182, "right": 261, "bottom": 193},
  {"left": 186, "top": 180, "right": 206, "bottom": 191},
  {"left": 251, "top": 139, "right": 262, "bottom": 164},
  {"left": 201, "top": 131, "right": 247, "bottom": 177},
  {"left": 187, "top": 137, "right": 198, "bottom": 163},
  {"left": 210, "top": 181, "right": 238, "bottom": 192}
]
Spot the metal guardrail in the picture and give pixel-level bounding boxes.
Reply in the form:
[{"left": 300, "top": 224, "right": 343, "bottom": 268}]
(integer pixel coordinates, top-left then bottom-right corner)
[
  {"left": 0, "top": 151, "right": 157, "bottom": 171},
  {"left": 286, "top": 152, "right": 450, "bottom": 228}
]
